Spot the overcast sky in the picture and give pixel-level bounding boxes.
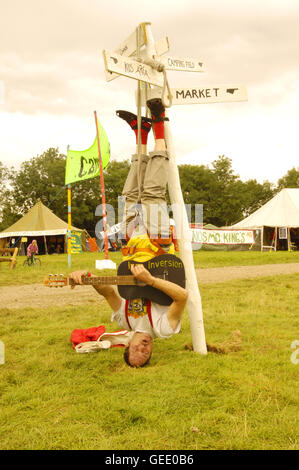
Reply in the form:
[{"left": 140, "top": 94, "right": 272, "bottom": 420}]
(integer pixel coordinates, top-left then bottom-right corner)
[{"left": 1, "top": 0, "right": 299, "bottom": 185}]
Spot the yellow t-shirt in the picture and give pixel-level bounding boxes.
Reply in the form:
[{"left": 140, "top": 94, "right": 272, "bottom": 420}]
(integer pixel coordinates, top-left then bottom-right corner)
[{"left": 122, "top": 232, "right": 175, "bottom": 263}]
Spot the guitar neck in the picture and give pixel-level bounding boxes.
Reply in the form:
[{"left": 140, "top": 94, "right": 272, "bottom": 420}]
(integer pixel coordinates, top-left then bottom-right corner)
[{"left": 79, "top": 275, "right": 141, "bottom": 286}]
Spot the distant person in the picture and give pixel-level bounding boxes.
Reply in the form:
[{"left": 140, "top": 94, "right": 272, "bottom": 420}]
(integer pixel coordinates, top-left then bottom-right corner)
[{"left": 27, "top": 239, "right": 38, "bottom": 262}]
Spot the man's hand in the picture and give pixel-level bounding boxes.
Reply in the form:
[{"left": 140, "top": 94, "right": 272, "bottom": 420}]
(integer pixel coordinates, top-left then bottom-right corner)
[
  {"left": 68, "top": 270, "right": 90, "bottom": 289},
  {"left": 130, "top": 264, "right": 154, "bottom": 286}
]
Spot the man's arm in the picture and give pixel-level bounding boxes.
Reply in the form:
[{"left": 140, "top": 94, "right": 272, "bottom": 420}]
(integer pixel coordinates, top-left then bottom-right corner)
[
  {"left": 68, "top": 270, "right": 122, "bottom": 312},
  {"left": 130, "top": 264, "right": 188, "bottom": 331}
]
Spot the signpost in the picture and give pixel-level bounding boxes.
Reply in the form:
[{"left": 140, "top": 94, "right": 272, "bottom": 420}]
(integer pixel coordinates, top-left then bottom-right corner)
[
  {"left": 154, "top": 36, "right": 169, "bottom": 57},
  {"left": 104, "top": 26, "right": 146, "bottom": 82},
  {"left": 103, "top": 50, "right": 164, "bottom": 87},
  {"left": 104, "top": 25, "right": 169, "bottom": 82},
  {"left": 102, "top": 22, "right": 248, "bottom": 355},
  {"left": 138, "top": 85, "right": 247, "bottom": 106},
  {"left": 155, "top": 55, "right": 204, "bottom": 72}
]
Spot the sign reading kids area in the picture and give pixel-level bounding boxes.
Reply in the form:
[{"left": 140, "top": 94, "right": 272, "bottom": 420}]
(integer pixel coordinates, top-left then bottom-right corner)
[{"left": 192, "top": 228, "right": 255, "bottom": 245}]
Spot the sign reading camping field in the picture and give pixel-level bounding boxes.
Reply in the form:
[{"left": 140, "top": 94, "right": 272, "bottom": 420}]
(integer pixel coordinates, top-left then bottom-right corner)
[
  {"left": 155, "top": 55, "right": 204, "bottom": 72},
  {"left": 192, "top": 228, "right": 255, "bottom": 245}
]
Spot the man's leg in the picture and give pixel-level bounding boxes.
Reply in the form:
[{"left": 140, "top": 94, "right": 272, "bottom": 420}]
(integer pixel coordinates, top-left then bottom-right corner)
[
  {"left": 141, "top": 99, "right": 171, "bottom": 244},
  {"left": 116, "top": 111, "right": 152, "bottom": 238}
]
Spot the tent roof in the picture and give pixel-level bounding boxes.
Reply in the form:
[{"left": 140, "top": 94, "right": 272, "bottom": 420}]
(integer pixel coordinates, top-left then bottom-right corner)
[
  {"left": 0, "top": 199, "right": 82, "bottom": 238},
  {"left": 232, "top": 188, "right": 299, "bottom": 229}
]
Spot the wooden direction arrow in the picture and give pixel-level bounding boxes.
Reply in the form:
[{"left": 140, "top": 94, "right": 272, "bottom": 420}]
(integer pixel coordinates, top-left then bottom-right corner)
[
  {"left": 154, "top": 36, "right": 169, "bottom": 56},
  {"left": 156, "top": 55, "right": 204, "bottom": 72},
  {"left": 104, "top": 27, "right": 146, "bottom": 82},
  {"left": 172, "top": 85, "right": 248, "bottom": 104},
  {"left": 116, "top": 27, "right": 146, "bottom": 57},
  {"left": 138, "top": 84, "right": 248, "bottom": 105},
  {"left": 104, "top": 27, "right": 169, "bottom": 82},
  {"left": 103, "top": 50, "right": 164, "bottom": 87}
]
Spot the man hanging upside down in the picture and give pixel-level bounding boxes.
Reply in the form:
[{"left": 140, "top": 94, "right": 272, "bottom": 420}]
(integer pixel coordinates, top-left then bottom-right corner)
[{"left": 69, "top": 98, "right": 188, "bottom": 367}]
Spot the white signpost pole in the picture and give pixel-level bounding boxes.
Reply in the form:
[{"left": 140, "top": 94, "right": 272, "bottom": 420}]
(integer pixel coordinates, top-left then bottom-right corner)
[
  {"left": 142, "top": 23, "right": 207, "bottom": 354},
  {"left": 165, "top": 126, "right": 207, "bottom": 353}
]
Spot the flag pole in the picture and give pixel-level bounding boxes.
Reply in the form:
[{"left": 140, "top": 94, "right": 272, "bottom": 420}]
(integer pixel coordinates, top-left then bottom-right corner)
[
  {"left": 67, "top": 145, "right": 72, "bottom": 267},
  {"left": 67, "top": 184, "right": 72, "bottom": 267},
  {"left": 94, "top": 111, "right": 109, "bottom": 260}
]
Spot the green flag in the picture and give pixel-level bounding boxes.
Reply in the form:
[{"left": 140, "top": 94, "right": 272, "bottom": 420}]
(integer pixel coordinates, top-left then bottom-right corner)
[{"left": 65, "top": 119, "right": 110, "bottom": 185}]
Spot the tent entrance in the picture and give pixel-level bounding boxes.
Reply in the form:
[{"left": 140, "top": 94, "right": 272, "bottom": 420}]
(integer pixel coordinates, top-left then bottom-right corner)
[
  {"left": 290, "top": 228, "right": 299, "bottom": 250},
  {"left": 47, "top": 235, "right": 66, "bottom": 255},
  {"left": 17, "top": 235, "right": 66, "bottom": 256},
  {"left": 262, "top": 226, "right": 277, "bottom": 251},
  {"left": 276, "top": 227, "right": 288, "bottom": 251},
  {"left": 262, "top": 226, "right": 296, "bottom": 251}
]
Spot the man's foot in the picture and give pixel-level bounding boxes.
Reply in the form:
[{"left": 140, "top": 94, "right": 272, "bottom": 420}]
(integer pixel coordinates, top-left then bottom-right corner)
[
  {"left": 116, "top": 110, "right": 152, "bottom": 131},
  {"left": 146, "top": 98, "right": 169, "bottom": 123},
  {"left": 146, "top": 99, "right": 168, "bottom": 140},
  {"left": 116, "top": 110, "right": 152, "bottom": 145}
]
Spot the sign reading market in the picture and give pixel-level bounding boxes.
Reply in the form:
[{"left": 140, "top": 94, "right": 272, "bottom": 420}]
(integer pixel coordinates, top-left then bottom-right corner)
[{"left": 192, "top": 228, "right": 255, "bottom": 245}]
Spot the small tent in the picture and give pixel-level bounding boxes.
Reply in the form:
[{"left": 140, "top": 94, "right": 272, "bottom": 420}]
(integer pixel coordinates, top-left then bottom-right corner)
[
  {"left": 231, "top": 188, "right": 299, "bottom": 251},
  {"left": 0, "top": 199, "right": 85, "bottom": 255}
]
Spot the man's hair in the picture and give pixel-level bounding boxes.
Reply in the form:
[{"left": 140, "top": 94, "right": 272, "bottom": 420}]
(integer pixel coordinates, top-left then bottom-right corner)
[{"left": 123, "top": 345, "right": 152, "bottom": 368}]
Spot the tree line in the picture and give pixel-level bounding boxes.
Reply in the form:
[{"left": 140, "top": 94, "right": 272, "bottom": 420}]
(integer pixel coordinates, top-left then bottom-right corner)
[{"left": 0, "top": 147, "right": 298, "bottom": 234}]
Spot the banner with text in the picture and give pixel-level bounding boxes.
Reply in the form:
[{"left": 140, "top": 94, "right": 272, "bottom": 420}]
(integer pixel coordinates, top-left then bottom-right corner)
[
  {"left": 192, "top": 228, "right": 255, "bottom": 245},
  {"left": 65, "top": 118, "right": 110, "bottom": 185},
  {"left": 70, "top": 231, "right": 83, "bottom": 253}
]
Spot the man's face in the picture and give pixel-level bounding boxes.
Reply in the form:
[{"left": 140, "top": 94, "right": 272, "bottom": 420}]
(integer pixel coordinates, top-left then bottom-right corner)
[{"left": 128, "top": 332, "right": 153, "bottom": 367}]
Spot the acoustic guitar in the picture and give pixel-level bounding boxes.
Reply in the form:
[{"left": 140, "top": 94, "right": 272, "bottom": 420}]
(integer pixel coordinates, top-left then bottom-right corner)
[{"left": 44, "top": 254, "right": 185, "bottom": 306}]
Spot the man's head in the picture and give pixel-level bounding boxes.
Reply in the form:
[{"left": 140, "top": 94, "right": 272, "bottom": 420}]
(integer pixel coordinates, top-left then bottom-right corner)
[{"left": 124, "top": 332, "right": 154, "bottom": 367}]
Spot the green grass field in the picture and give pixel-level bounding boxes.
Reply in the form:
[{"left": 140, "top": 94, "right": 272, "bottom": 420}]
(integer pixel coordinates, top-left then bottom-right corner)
[
  {"left": 1, "top": 250, "right": 299, "bottom": 287},
  {"left": 0, "top": 251, "right": 298, "bottom": 449}
]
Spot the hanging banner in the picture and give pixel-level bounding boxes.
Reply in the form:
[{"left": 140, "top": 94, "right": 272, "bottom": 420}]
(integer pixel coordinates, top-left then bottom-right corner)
[
  {"left": 65, "top": 119, "right": 110, "bottom": 185},
  {"left": 192, "top": 228, "right": 255, "bottom": 245},
  {"left": 70, "top": 231, "right": 82, "bottom": 253}
]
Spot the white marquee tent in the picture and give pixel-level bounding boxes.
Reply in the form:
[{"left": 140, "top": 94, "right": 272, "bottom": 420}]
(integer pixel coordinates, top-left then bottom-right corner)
[{"left": 231, "top": 188, "right": 299, "bottom": 251}]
